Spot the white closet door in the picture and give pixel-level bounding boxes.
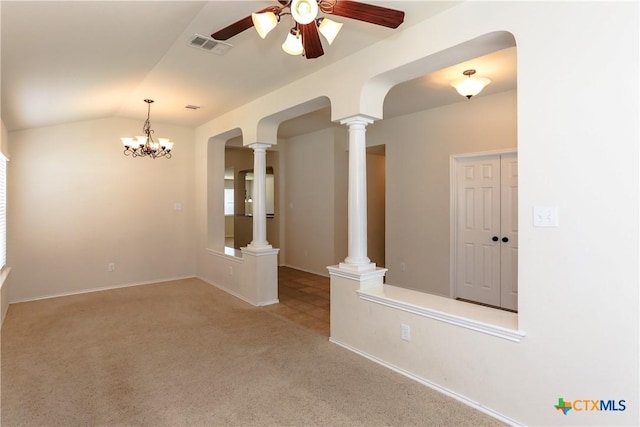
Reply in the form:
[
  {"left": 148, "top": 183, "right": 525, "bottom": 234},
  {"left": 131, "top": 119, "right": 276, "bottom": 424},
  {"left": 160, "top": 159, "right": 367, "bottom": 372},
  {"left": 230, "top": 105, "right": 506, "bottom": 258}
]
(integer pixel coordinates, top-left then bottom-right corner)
[
  {"left": 455, "top": 156, "right": 502, "bottom": 307},
  {"left": 500, "top": 153, "right": 518, "bottom": 311},
  {"left": 454, "top": 153, "right": 518, "bottom": 311}
]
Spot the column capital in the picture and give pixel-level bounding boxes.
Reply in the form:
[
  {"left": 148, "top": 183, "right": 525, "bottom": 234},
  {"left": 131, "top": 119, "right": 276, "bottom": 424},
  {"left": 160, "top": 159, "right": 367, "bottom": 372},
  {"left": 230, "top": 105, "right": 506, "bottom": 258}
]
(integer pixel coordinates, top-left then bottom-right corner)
[
  {"left": 339, "top": 115, "right": 376, "bottom": 127},
  {"left": 248, "top": 142, "right": 271, "bottom": 152}
]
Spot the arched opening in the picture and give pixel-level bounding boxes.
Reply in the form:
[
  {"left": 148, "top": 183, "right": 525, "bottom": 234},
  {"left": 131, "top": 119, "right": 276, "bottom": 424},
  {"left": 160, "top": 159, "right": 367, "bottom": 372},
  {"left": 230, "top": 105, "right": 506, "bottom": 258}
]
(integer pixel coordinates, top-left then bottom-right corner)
[{"left": 373, "top": 36, "right": 518, "bottom": 312}]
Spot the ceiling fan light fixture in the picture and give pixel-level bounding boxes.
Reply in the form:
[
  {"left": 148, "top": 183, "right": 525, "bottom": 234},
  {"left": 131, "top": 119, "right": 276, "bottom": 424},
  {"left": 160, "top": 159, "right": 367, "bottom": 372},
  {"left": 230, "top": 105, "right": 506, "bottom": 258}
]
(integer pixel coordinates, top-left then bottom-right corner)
[
  {"left": 282, "top": 29, "right": 304, "bottom": 55},
  {"left": 252, "top": 11, "right": 279, "bottom": 39},
  {"left": 290, "top": 0, "right": 318, "bottom": 24},
  {"left": 317, "top": 17, "right": 342, "bottom": 45},
  {"left": 451, "top": 69, "right": 491, "bottom": 99},
  {"left": 211, "top": 0, "right": 405, "bottom": 60}
]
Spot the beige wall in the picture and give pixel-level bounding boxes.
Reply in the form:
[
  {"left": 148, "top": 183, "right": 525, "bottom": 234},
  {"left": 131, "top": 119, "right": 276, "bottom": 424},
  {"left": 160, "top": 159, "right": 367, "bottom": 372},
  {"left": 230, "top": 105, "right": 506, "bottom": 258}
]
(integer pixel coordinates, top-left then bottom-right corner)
[
  {"left": 332, "top": 129, "right": 348, "bottom": 268},
  {"left": 372, "top": 90, "right": 517, "bottom": 296},
  {"left": 1, "top": 119, "right": 8, "bottom": 157},
  {"left": 7, "top": 117, "right": 196, "bottom": 302},
  {"left": 282, "top": 127, "right": 347, "bottom": 275},
  {"left": 0, "top": 269, "right": 8, "bottom": 326},
  {"left": 366, "top": 149, "right": 386, "bottom": 267},
  {"left": 0, "top": 120, "right": 8, "bottom": 325}
]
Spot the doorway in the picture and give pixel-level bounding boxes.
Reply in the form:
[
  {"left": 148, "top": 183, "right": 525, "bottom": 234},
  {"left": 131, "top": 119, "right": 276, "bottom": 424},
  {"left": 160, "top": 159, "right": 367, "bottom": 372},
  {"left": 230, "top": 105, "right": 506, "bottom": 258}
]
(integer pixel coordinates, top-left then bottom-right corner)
[
  {"left": 367, "top": 145, "right": 386, "bottom": 268},
  {"left": 451, "top": 151, "right": 518, "bottom": 311}
]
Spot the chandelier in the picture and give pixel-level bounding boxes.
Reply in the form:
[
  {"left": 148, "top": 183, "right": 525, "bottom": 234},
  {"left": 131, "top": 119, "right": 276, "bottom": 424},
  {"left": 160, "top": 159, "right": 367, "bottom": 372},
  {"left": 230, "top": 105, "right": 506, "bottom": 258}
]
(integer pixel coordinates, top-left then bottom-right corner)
[{"left": 121, "top": 99, "right": 173, "bottom": 159}]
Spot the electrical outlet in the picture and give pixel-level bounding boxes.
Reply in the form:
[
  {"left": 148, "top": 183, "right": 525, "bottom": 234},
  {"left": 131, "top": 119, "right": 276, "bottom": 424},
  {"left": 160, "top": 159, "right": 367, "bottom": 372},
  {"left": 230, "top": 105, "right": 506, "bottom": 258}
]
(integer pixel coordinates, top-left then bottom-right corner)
[
  {"left": 108, "top": 263, "right": 115, "bottom": 272},
  {"left": 228, "top": 266, "right": 233, "bottom": 276},
  {"left": 401, "top": 323, "right": 411, "bottom": 341}
]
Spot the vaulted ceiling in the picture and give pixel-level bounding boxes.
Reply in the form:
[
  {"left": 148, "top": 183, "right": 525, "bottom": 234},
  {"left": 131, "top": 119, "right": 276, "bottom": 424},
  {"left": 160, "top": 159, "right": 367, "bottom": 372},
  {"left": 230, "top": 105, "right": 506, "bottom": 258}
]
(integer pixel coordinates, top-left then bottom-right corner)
[{"left": 1, "top": 1, "right": 516, "bottom": 136}]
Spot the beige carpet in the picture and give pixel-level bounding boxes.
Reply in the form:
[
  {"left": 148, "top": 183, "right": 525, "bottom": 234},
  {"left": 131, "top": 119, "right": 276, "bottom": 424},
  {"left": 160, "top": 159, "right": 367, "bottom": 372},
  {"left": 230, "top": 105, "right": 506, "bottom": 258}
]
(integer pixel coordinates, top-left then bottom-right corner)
[{"left": 1, "top": 278, "right": 503, "bottom": 426}]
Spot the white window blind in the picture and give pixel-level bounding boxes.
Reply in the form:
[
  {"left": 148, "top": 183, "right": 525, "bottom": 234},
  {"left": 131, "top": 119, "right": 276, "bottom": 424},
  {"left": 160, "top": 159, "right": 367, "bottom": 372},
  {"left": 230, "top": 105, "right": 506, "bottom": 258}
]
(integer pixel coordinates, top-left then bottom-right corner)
[
  {"left": 224, "top": 188, "right": 234, "bottom": 216},
  {"left": 0, "top": 154, "right": 6, "bottom": 269}
]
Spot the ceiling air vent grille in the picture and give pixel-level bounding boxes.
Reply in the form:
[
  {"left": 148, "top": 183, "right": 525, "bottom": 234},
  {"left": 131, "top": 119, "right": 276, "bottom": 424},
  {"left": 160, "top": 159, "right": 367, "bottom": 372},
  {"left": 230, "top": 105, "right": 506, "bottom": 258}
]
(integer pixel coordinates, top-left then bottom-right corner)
[{"left": 188, "top": 34, "right": 232, "bottom": 55}]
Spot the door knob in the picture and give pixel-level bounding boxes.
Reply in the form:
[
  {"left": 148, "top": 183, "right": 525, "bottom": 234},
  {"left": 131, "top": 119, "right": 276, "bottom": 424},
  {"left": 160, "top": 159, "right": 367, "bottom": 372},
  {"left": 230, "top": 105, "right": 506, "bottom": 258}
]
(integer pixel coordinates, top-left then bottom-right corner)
[
  {"left": 502, "top": 237, "right": 509, "bottom": 243},
  {"left": 492, "top": 236, "right": 499, "bottom": 242}
]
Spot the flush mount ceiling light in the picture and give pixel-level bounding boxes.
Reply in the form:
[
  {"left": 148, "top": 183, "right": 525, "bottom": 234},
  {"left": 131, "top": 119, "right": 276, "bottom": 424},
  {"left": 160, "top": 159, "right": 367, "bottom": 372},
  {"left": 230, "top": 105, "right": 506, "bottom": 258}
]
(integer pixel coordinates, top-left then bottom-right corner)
[
  {"left": 451, "top": 69, "right": 491, "bottom": 99},
  {"left": 121, "top": 99, "right": 174, "bottom": 159},
  {"left": 211, "top": 0, "right": 404, "bottom": 60}
]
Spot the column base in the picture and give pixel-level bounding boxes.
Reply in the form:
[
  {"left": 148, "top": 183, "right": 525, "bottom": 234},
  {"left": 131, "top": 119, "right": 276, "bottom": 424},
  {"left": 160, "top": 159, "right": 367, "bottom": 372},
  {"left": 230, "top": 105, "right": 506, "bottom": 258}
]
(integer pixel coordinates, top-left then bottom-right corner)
[
  {"left": 327, "top": 265, "right": 387, "bottom": 289},
  {"left": 241, "top": 247, "right": 280, "bottom": 306},
  {"left": 245, "top": 242, "right": 273, "bottom": 252},
  {"left": 338, "top": 261, "right": 377, "bottom": 273},
  {"left": 242, "top": 245, "right": 278, "bottom": 256}
]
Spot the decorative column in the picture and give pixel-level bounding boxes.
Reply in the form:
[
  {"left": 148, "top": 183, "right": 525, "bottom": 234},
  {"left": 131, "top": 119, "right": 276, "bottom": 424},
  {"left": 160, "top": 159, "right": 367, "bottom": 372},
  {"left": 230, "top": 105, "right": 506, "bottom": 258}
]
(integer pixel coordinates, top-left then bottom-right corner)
[
  {"left": 339, "top": 115, "right": 376, "bottom": 272},
  {"left": 246, "top": 143, "right": 272, "bottom": 250},
  {"left": 242, "top": 142, "right": 279, "bottom": 306}
]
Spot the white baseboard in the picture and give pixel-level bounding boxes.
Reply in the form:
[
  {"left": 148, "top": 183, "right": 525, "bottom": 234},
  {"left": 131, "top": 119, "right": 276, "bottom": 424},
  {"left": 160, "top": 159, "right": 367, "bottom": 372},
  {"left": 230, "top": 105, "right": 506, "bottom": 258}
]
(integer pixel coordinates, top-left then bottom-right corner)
[
  {"left": 10, "top": 275, "right": 195, "bottom": 304},
  {"left": 280, "top": 263, "right": 330, "bottom": 278},
  {"left": 329, "top": 337, "right": 523, "bottom": 427},
  {"left": 197, "top": 275, "right": 258, "bottom": 307},
  {"left": 197, "top": 277, "right": 279, "bottom": 307}
]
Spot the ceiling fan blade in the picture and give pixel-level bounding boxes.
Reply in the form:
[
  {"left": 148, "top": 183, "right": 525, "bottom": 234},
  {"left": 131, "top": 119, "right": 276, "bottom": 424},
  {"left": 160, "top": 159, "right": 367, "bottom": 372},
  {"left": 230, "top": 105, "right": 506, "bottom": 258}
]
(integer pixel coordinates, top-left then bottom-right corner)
[
  {"left": 321, "top": 0, "right": 405, "bottom": 29},
  {"left": 211, "top": 6, "right": 278, "bottom": 40},
  {"left": 300, "top": 23, "right": 324, "bottom": 59}
]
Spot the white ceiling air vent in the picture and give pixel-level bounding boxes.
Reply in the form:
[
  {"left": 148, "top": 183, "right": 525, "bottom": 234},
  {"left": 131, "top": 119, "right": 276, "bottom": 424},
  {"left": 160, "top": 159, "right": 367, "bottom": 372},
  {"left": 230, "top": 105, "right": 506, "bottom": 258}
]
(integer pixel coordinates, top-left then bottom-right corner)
[{"left": 189, "top": 34, "right": 233, "bottom": 55}]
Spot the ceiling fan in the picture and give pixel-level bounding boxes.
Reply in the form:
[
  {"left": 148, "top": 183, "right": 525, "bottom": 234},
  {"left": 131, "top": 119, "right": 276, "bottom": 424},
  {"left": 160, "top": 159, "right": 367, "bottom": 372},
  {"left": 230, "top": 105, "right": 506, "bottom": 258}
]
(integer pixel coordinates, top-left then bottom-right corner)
[{"left": 211, "top": 0, "right": 405, "bottom": 59}]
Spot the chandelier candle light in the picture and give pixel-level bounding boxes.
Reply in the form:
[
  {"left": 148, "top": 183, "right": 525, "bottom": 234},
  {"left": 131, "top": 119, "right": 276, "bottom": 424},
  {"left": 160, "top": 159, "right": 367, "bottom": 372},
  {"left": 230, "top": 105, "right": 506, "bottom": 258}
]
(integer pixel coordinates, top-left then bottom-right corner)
[{"left": 121, "top": 99, "right": 174, "bottom": 159}]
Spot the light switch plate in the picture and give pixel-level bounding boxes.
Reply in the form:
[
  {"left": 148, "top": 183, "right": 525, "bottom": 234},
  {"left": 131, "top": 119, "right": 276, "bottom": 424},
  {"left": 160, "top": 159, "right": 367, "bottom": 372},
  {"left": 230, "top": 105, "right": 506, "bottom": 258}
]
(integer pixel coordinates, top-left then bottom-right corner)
[{"left": 533, "top": 206, "right": 559, "bottom": 227}]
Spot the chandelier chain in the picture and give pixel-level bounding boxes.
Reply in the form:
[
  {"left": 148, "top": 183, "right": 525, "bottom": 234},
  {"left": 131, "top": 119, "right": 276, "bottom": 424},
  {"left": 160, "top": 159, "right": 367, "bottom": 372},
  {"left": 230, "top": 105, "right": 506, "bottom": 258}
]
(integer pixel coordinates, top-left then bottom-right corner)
[{"left": 143, "top": 99, "right": 155, "bottom": 144}]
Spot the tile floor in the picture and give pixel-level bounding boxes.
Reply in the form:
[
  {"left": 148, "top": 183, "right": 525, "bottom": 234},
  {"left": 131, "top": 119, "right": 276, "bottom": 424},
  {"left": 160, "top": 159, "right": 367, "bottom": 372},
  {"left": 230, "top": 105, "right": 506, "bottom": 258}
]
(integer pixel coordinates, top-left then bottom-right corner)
[{"left": 262, "top": 266, "right": 330, "bottom": 336}]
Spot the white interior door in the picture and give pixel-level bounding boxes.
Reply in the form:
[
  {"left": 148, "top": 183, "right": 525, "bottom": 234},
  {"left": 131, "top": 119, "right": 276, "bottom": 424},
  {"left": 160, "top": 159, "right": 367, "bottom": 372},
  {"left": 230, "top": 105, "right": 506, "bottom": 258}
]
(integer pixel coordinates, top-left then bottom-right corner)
[
  {"left": 500, "top": 154, "right": 518, "bottom": 311},
  {"left": 454, "top": 152, "right": 518, "bottom": 311},
  {"left": 455, "top": 156, "right": 502, "bottom": 307}
]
